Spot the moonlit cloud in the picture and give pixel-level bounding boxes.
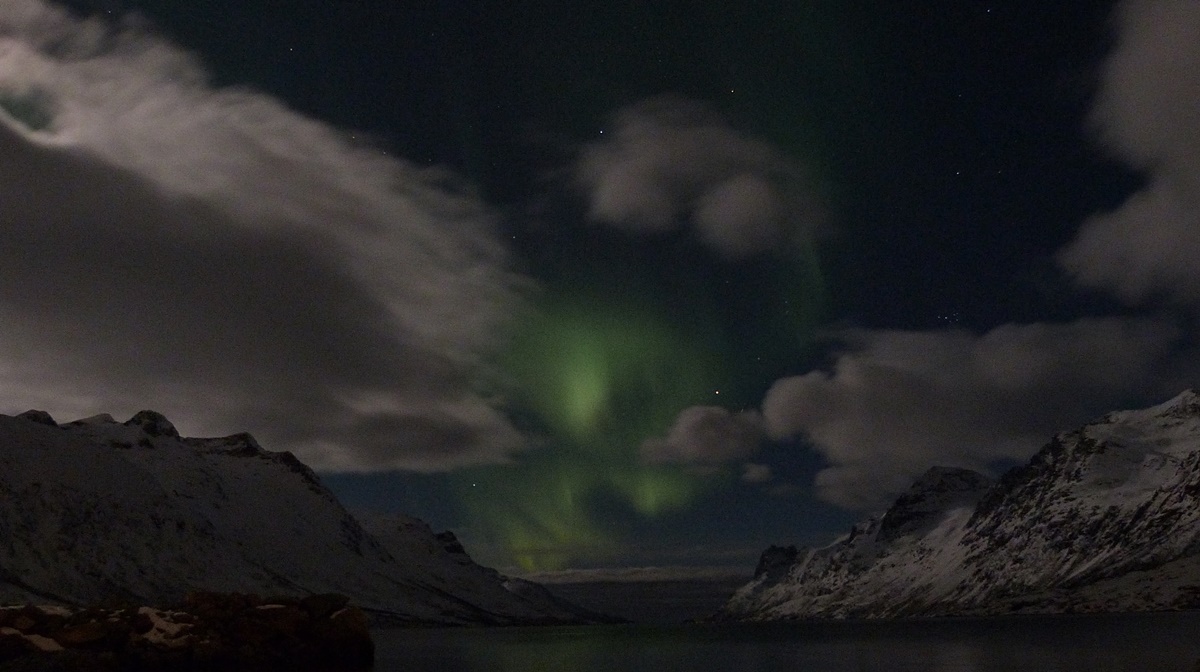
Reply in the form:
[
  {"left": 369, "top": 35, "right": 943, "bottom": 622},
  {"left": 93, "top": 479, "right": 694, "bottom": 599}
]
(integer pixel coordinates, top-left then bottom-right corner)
[
  {"left": 640, "top": 406, "right": 764, "bottom": 465},
  {"left": 1059, "top": 0, "right": 1200, "bottom": 305},
  {"left": 575, "top": 95, "right": 823, "bottom": 259},
  {"left": 749, "top": 0, "right": 1200, "bottom": 512},
  {"left": 0, "top": 1, "right": 524, "bottom": 471},
  {"left": 760, "top": 319, "right": 1183, "bottom": 509}
]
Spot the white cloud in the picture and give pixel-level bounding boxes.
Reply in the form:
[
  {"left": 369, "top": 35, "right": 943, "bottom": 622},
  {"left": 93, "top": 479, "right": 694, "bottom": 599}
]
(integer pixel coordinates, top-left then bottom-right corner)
[
  {"left": 1059, "top": 0, "right": 1200, "bottom": 306},
  {"left": 641, "top": 406, "right": 764, "bottom": 465},
  {"left": 0, "top": 1, "right": 525, "bottom": 471},
  {"left": 575, "top": 95, "right": 822, "bottom": 259},
  {"left": 761, "top": 319, "right": 1183, "bottom": 509}
]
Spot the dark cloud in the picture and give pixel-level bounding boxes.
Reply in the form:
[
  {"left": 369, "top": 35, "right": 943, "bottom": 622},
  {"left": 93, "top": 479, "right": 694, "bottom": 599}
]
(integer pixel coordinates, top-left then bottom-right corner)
[
  {"left": 575, "top": 95, "right": 823, "bottom": 260},
  {"left": 1059, "top": 0, "right": 1200, "bottom": 305},
  {"left": 640, "top": 406, "right": 764, "bottom": 465},
  {"left": 760, "top": 319, "right": 1183, "bottom": 509},
  {"left": 740, "top": 463, "right": 773, "bottom": 484},
  {"left": 0, "top": 1, "right": 523, "bottom": 471}
]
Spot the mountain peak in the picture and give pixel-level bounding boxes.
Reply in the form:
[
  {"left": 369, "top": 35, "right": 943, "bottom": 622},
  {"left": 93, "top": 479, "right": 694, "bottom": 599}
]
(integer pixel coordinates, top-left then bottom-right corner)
[
  {"left": 876, "top": 466, "right": 993, "bottom": 544},
  {"left": 1152, "top": 388, "right": 1200, "bottom": 419},
  {"left": 0, "top": 410, "right": 600, "bottom": 625},
  {"left": 123, "top": 410, "right": 179, "bottom": 438},
  {"left": 721, "top": 389, "right": 1200, "bottom": 620},
  {"left": 16, "top": 410, "right": 56, "bottom": 426},
  {"left": 64, "top": 413, "right": 117, "bottom": 427},
  {"left": 909, "top": 466, "right": 992, "bottom": 492},
  {"left": 753, "top": 545, "right": 798, "bottom": 579}
]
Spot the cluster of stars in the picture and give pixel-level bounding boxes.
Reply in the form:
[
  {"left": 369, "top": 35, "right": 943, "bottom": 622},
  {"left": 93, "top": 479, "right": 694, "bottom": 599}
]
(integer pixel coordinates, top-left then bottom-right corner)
[{"left": 935, "top": 311, "right": 963, "bottom": 325}]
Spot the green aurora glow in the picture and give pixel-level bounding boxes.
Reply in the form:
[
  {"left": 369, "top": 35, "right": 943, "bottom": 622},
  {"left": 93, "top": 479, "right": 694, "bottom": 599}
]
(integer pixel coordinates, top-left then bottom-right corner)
[
  {"left": 457, "top": 237, "right": 824, "bottom": 570},
  {"left": 459, "top": 295, "right": 720, "bottom": 570}
]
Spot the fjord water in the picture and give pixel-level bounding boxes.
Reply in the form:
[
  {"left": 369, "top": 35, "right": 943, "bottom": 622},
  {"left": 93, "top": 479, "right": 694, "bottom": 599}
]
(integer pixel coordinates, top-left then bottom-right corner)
[{"left": 374, "top": 612, "right": 1200, "bottom": 671}]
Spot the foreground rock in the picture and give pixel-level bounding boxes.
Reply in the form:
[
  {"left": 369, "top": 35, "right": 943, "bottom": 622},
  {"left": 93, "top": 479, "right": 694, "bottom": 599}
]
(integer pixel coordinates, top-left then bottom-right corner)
[
  {"left": 0, "top": 411, "right": 601, "bottom": 626},
  {"left": 719, "top": 390, "right": 1200, "bottom": 620},
  {"left": 0, "top": 592, "right": 372, "bottom": 671}
]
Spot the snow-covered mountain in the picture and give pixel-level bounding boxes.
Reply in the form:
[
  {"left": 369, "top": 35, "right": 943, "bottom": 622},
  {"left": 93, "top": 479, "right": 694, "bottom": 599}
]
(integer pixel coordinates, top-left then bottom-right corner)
[
  {"left": 0, "top": 409, "right": 599, "bottom": 625},
  {"left": 719, "top": 390, "right": 1200, "bottom": 619}
]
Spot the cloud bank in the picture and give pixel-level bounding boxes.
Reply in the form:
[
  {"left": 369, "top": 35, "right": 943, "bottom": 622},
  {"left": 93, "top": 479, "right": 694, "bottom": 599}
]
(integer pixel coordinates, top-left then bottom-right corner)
[
  {"left": 575, "top": 95, "right": 823, "bottom": 259},
  {"left": 640, "top": 406, "right": 763, "bottom": 465},
  {"left": 0, "top": 0, "right": 524, "bottom": 471},
  {"left": 760, "top": 320, "right": 1182, "bottom": 509},
  {"left": 1059, "top": 0, "right": 1200, "bottom": 306}
]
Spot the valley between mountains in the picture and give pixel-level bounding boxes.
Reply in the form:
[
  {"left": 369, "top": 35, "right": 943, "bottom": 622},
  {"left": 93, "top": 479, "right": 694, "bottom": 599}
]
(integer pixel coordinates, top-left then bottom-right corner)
[{"left": 4, "top": 391, "right": 1200, "bottom": 627}]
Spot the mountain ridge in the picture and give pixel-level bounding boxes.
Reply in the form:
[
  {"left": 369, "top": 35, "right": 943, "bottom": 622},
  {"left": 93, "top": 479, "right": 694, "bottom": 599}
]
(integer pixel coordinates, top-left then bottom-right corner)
[
  {"left": 718, "top": 390, "right": 1200, "bottom": 619},
  {"left": 0, "top": 409, "right": 602, "bottom": 625}
]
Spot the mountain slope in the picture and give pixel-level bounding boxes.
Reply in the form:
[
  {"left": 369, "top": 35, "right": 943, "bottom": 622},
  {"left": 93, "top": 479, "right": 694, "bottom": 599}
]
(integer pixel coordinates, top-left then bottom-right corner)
[
  {"left": 0, "top": 410, "right": 593, "bottom": 625},
  {"left": 720, "top": 390, "right": 1200, "bottom": 619}
]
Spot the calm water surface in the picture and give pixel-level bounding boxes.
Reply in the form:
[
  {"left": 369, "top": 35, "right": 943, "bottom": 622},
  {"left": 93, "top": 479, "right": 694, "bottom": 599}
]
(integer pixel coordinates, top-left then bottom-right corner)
[{"left": 373, "top": 612, "right": 1200, "bottom": 671}]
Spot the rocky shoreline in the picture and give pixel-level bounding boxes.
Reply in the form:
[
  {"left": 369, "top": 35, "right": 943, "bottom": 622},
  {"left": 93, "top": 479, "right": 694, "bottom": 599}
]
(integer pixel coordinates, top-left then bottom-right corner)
[{"left": 0, "top": 592, "right": 373, "bottom": 671}]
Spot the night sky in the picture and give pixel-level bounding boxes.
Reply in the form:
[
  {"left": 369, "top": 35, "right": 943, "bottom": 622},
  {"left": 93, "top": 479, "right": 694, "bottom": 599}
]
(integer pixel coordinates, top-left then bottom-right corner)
[{"left": 2, "top": 0, "right": 1199, "bottom": 574}]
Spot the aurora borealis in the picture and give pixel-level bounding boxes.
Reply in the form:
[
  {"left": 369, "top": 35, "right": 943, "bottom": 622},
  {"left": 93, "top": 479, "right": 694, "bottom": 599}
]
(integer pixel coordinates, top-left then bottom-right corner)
[
  {"left": 462, "top": 230, "right": 824, "bottom": 569},
  {"left": 468, "top": 293, "right": 721, "bottom": 569},
  {"left": 5, "top": 0, "right": 1200, "bottom": 573}
]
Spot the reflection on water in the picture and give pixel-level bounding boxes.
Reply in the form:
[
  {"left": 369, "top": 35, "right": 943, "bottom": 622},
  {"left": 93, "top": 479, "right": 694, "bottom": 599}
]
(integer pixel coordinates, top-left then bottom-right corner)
[{"left": 372, "top": 612, "right": 1200, "bottom": 672}]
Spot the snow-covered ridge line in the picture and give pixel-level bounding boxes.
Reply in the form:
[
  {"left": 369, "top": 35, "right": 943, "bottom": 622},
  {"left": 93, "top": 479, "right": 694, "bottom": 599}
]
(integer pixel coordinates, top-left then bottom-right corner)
[
  {"left": 719, "top": 389, "right": 1200, "bottom": 619},
  {"left": 0, "top": 409, "right": 602, "bottom": 626}
]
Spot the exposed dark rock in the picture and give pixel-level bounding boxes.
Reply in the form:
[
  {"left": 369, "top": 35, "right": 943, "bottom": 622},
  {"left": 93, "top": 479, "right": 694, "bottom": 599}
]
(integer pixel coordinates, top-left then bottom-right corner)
[
  {"left": 183, "top": 432, "right": 263, "bottom": 456},
  {"left": 435, "top": 530, "right": 467, "bottom": 556},
  {"left": 14, "top": 411, "right": 55, "bottom": 427},
  {"left": 877, "top": 467, "right": 992, "bottom": 544},
  {"left": 123, "top": 412, "right": 179, "bottom": 439},
  {"left": 268, "top": 451, "right": 326, "bottom": 494},
  {"left": 0, "top": 593, "right": 373, "bottom": 671},
  {"left": 754, "top": 545, "right": 798, "bottom": 579}
]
